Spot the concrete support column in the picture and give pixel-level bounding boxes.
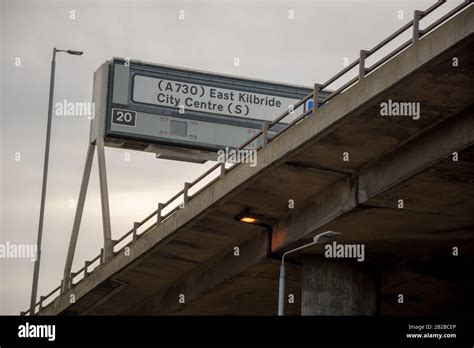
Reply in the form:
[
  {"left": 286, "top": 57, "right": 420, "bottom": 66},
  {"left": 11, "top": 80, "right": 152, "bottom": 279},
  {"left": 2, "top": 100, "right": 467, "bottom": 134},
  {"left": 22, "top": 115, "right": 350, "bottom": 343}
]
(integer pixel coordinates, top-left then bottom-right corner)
[{"left": 302, "top": 256, "right": 377, "bottom": 315}]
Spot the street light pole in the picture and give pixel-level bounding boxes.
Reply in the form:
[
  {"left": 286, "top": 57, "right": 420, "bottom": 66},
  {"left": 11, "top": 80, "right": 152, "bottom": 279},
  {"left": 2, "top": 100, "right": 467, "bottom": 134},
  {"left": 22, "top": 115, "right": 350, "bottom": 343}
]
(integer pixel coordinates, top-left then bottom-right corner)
[
  {"left": 30, "top": 47, "right": 83, "bottom": 315},
  {"left": 277, "top": 231, "right": 341, "bottom": 316}
]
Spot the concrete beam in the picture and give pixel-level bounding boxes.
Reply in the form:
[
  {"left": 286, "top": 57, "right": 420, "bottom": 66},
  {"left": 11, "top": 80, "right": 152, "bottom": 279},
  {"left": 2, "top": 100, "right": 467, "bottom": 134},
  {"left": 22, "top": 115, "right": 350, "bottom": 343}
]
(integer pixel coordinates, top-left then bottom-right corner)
[
  {"left": 273, "top": 107, "right": 474, "bottom": 252},
  {"left": 272, "top": 175, "right": 357, "bottom": 251},
  {"left": 358, "top": 106, "right": 474, "bottom": 202},
  {"left": 172, "top": 258, "right": 303, "bottom": 315},
  {"left": 129, "top": 229, "right": 269, "bottom": 314}
]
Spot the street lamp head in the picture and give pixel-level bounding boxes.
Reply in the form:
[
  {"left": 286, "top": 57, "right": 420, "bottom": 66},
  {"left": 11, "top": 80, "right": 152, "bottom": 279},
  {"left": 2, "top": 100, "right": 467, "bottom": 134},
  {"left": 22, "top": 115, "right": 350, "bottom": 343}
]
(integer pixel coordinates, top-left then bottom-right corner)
[
  {"left": 313, "top": 231, "right": 341, "bottom": 243},
  {"left": 66, "top": 50, "right": 84, "bottom": 56}
]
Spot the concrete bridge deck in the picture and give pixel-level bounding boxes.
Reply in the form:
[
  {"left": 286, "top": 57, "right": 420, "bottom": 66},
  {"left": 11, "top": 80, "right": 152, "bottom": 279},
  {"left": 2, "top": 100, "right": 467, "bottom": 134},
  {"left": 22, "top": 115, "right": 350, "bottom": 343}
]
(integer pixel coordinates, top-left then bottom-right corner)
[{"left": 39, "top": 4, "right": 473, "bottom": 315}]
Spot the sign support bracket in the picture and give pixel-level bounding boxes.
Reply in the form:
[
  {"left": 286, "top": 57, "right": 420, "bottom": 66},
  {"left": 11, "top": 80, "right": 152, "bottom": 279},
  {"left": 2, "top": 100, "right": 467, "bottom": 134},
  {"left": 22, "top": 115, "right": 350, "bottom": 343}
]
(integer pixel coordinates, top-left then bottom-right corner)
[{"left": 61, "top": 113, "right": 114, "bottom": 293}]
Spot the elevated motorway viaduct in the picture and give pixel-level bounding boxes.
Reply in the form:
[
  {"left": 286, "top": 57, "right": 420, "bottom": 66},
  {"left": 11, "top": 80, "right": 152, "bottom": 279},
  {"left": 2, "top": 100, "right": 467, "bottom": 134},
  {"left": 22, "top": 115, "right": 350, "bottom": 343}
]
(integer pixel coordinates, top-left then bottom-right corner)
[{"left": 40, "top": 5, "right": 473, "bottom": 316}]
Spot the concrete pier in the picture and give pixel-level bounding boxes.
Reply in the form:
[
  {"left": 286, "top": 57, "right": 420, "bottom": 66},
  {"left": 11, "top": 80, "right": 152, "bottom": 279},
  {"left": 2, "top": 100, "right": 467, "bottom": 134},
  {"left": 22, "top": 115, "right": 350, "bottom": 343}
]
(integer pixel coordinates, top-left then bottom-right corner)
[{"left": 302, "top": 257, "right": 377, "bottom": 315}]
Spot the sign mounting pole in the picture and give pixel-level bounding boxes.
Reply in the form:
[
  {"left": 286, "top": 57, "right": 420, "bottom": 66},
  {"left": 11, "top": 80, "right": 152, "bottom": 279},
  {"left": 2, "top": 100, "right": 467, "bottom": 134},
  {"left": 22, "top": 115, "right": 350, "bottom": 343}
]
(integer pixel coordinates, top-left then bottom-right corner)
[
  {"left": 96, "top": 135, "right": 113, "bottom": 262},
  {"left": 61, "top": 142, "right": 96, "bottom": 293},
  {"left": 61, "top": 61, "right": 115, "bottom": 292}
]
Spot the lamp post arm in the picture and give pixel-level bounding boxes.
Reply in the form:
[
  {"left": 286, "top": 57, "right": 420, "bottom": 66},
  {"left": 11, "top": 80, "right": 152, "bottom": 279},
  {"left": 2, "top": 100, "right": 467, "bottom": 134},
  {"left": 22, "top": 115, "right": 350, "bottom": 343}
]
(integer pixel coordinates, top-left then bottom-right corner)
[
  {"left": 278, "top": 240, "right": 316, "bottom": 316},
  {"left": 281, "top": 241, "right": 317, "bottom": 266}
]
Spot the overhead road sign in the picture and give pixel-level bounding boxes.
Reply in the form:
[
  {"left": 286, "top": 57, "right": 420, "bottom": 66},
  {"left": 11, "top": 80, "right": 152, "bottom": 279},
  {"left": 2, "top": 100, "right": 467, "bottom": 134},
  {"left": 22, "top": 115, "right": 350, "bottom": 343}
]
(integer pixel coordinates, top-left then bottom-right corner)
[{"left": 92, "top": 58, "right": 329, "bottom": 161}]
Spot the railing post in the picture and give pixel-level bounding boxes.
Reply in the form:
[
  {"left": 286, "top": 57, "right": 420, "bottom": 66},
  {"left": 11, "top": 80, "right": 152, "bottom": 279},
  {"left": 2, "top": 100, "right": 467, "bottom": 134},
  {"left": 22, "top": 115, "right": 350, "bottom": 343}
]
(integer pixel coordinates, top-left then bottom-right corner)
[
  {"left": 110, "top": 240, "right": 117, "bottom": 257},
  {"left": 39, "top": 296, "right": 46, "bottom": 311},
  {"left": 413, "top": 10, "right": 422, "bottom": 43},
  {"left": 69, "top": 273, "right": 74, "bottom": 288},
  {"left": 220, "top": 162, "right": 226, "bottom": 178},
  {"left": 157, "top": 203, "right": 164, "bottom": 224},
  {"left": 132, "top": 222, "right": 140, "bottom": 241},
  {"left": 313, "top": 83, "right": 322, "bottom": 110},
  {"left": 99, "top": 248, "right": 104, "bottom": 264},
  {"left": 262, "top": 121, "right": 269, "bottom": 147},
  {"left": 359, "top": 50, "right": 369, "bottom": 80},
  {"left": 84, "top": 260, "right": 91, "bottom": 278},
  {"left": 183, "top": 182, "right": 191, "bottom": 205}
]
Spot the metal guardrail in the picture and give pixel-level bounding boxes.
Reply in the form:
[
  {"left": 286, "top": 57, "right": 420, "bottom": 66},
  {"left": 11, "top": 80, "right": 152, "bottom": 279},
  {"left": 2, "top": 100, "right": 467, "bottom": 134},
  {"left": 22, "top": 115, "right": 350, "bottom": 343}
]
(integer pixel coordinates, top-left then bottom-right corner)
[{"left": 23, "top": 0, "right": 472, "bottom": 316}]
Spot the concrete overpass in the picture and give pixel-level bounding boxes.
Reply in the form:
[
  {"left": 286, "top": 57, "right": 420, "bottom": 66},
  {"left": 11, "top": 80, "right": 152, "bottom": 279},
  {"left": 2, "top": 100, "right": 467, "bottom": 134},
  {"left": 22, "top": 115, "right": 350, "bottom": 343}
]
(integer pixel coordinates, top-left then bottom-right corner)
[{"left": 33, "top": 2, "right": 473, "bottom": 316}]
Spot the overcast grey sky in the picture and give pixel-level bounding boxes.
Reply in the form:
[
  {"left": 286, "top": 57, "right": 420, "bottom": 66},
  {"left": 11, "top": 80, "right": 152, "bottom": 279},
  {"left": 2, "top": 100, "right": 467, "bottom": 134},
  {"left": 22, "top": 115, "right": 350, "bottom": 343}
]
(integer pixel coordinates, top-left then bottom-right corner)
[{"left": 1, "top": 0, "right": 461, "bottom": 314}]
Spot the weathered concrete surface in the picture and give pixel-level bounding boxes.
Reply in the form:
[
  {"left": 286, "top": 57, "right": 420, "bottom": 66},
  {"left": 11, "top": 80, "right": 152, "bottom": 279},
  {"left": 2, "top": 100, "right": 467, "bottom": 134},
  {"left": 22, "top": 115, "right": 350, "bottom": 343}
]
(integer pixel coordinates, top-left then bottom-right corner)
[
  {"left": 272, "top": 106, "right": 474, "bottom": 250},
  {"left": 128, "top": 229, "right": 270, "bottom": 315},
  {"left": 301, "top": 256, "right": 377, "bottom": 315},
  {"left": 172, "top": 258, "right": 302, "bottom": 315},
  {"left": 38, "top": 6, "right": 474, "bottom": 315}
]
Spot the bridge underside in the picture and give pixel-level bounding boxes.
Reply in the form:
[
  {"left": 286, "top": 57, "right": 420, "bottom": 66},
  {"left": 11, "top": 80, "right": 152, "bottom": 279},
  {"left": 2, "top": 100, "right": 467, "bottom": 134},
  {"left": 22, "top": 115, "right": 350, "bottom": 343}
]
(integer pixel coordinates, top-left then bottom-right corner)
[
  {"left": 172, "top": 142, "right": 474, "bottom": 315},
  {"left": 40, "top": 6, "right": 473, "bottom": 316}
]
